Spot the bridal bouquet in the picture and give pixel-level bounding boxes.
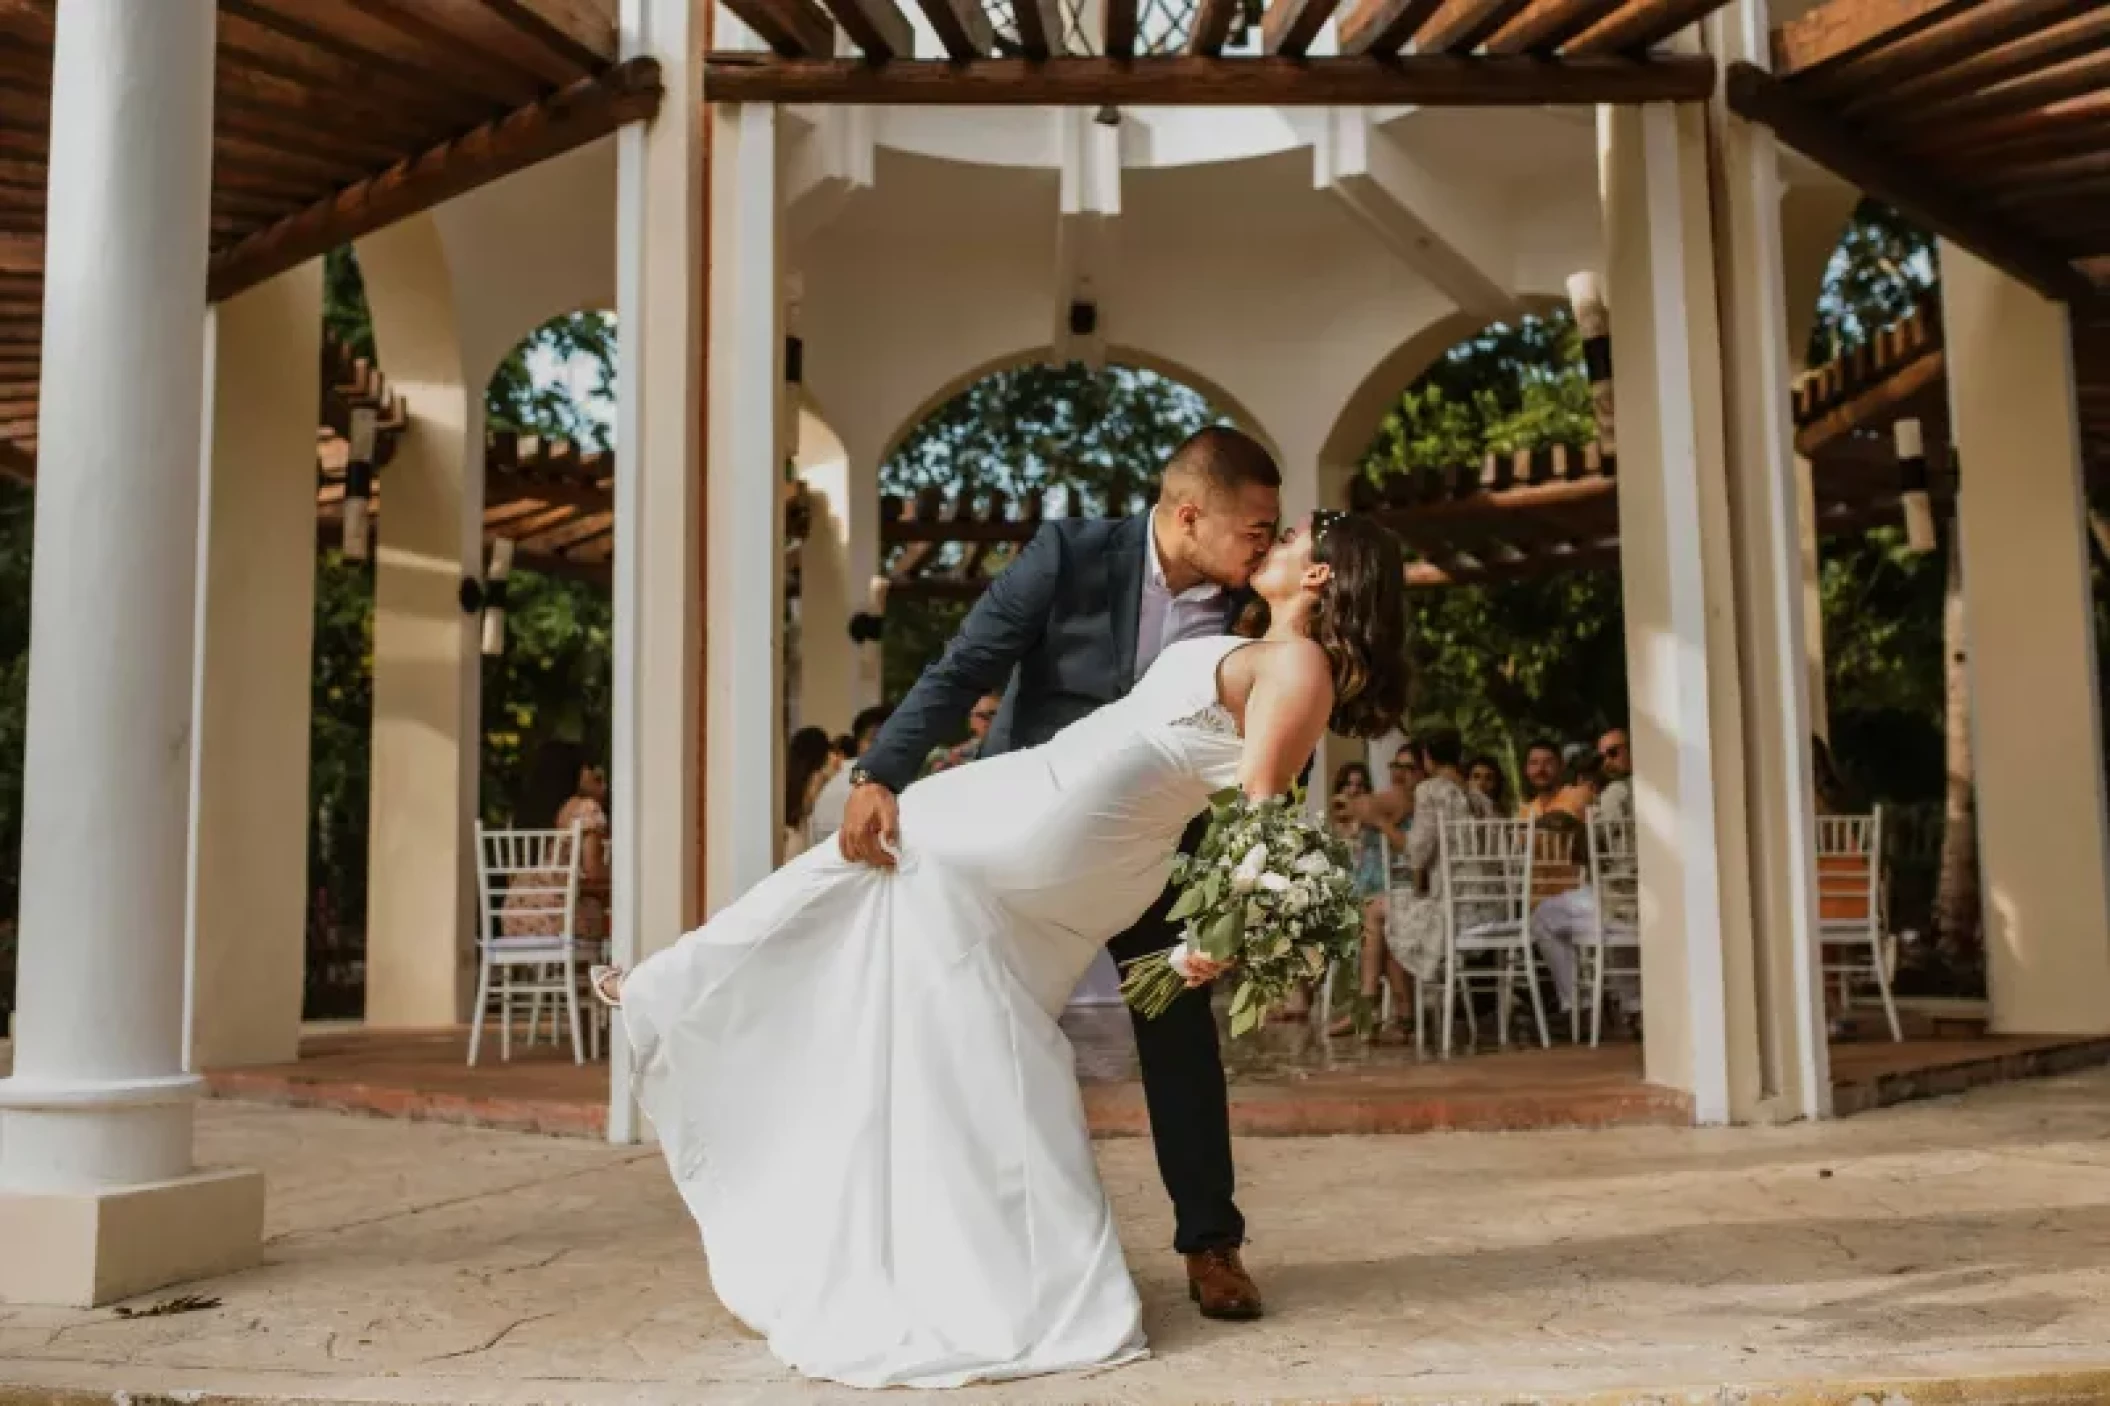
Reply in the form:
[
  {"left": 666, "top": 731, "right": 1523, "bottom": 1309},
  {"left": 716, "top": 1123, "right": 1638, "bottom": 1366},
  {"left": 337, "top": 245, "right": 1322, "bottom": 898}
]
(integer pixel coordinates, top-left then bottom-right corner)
[{"left": 1120, "top": 789, "right": 1364, "bottom": 1037}]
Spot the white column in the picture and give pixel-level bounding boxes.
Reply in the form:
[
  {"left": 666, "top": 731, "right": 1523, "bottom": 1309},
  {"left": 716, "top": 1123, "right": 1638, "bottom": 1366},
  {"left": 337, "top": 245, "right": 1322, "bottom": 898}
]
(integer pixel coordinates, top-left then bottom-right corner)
[
  {"left": 0, "top": 0, "right": 264, "bottom": 1306},
  {"left": 1599, "top": 101, "right": 1754, "bottom": 1125},
  {"left": 1707, "top": 1, "right": 1830, "bottom": 1121},
  {"left": 185, "top": 266, "right": 324, "bottom": 1071},
  {"left": 355, "top": 218, "right": 482, "bottom": 1030},
  {"left": 1943, "top": 242, "right": 2110, "bottom": 1034},
  {"left": 610, "top": 0, "right": 706, "bottom": 1143},
  {"left": 795, "top": 417, "right": 856, "bottom": 735},
  {"left": 705, "top": 103, "right": 786, "bottom": 911}
]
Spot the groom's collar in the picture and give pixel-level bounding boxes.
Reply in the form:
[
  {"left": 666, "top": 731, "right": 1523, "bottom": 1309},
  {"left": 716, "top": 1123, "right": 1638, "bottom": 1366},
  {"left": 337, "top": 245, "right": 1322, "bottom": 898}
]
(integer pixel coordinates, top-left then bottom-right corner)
[{"left": 1144, "top": 509, "right": 1224, "bottom": 603}]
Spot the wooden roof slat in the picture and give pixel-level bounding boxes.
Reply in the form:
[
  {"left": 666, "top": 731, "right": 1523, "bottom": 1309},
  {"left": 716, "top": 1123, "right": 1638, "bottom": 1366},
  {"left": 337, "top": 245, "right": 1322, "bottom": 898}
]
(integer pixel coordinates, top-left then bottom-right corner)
[
  {"left": 1104, "top": 0, "right": 1140, "bottom": 57},
  {"left": 1262, "top": 0, "right": 1346, "bottom": 56},
  {"left": 215, "top": 7, "right": 494, "bottom": 131},
  {"left": 482, "top": 0, "right": 621, "bottom": 73},
  {"left": 913, "top": 0, "right": 995, "bottom": 59},
  {"left": 722, "top": 0, "right": 839, "bottom": 56},
  {"left": 1823, "top": 0, "right": 2104, "bottom": 106},
  {"left": 1725, "top": 61, "right": 2098, "bottom": 305},
  {"left": 230, "top": 0, "right": 547, "bottom": 109},
  {"left": 1013, "top": 0, "right": 1070, "bottom": 57},
  {"left": 1918, "top": 46, "right": 2110, "bottom": 129},
  {"left": 1418, "top": 0, "right": 1539, "bottom": 51},
  {"left": 1333, "top": 0, "right": 1446, "bottom": 54},
  {"left": 821, "top": 0, "right": 916, "bottom": 59},
  {"left": 1564, "top": 0, "right": 1733, "bottom": 55},
  {"left": 207, "top": 55, "right": 663, "bottom": 302},
  {"left": 356, "top": 0, "right": 605, "bottom": 89},
  {"left": 1483, "top": 0, "right": 1625, "bottom": 54},
  {"left": 1185, "top": 0, "right": 1242, "bottom": 53},
  {"left": 700, "top": 51, "right": 1723, "bottom": 102},
  {"left": 1770, "top": 0, "right": 1986, "bottom": 78}
]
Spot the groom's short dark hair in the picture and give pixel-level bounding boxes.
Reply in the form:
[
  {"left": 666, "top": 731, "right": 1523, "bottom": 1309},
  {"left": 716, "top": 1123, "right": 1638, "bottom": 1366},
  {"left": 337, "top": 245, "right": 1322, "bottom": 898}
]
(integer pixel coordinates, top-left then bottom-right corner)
[{"left": 1161, "top": 425, "right": 1280, "bottom": 503}]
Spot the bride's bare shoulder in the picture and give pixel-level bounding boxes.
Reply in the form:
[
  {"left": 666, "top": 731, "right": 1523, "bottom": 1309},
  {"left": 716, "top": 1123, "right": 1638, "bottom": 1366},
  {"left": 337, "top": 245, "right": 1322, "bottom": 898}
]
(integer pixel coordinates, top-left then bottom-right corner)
[{"left": 1245, "top": 636, "right": 1333, "bottom": 698}]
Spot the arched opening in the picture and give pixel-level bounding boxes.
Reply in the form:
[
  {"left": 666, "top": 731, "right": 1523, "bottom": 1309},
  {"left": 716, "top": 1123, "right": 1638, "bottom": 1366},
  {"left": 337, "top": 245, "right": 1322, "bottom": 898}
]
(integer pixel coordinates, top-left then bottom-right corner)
[
  {"left": 875, "top": 358, "right": 1238, "bottom": 699},
  {"left": 302, "top": 246, "right": 621, "bottom": 1022}
]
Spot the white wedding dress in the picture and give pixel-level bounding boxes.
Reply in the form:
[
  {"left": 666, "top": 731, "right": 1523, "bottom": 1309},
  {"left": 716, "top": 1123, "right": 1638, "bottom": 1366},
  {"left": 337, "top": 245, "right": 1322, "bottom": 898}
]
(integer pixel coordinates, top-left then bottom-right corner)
[{"left": 621, "top": 636, "right": 1249, "bottom": 1389}]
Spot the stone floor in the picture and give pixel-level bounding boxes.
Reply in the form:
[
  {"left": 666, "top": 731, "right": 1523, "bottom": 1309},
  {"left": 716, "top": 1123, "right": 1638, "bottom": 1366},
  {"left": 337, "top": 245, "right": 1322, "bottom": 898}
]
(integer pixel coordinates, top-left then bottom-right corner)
[{"left": 9, "top": 1070, "right": 2110, "bottom": 1404}]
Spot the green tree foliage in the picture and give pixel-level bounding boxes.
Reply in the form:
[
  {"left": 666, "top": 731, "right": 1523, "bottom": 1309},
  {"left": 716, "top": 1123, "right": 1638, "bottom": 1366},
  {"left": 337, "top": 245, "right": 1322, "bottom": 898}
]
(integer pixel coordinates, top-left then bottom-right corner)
[
  {"left": 1806, "top": 201, "right": 1943, "bottom": 804},
  {"left": 1359, "top": 310, "right": 1625, "bottom": 780},
  {"left": 877, "top": 363, "right": 1222, "bottom": 692}
]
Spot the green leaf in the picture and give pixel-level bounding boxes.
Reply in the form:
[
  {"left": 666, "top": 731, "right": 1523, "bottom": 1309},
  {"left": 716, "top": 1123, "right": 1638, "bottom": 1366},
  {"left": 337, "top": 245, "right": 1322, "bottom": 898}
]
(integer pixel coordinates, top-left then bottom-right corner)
[
  {"left": 1230, "top": 1002, "right": 1263, "bottom": 1038},
  {"left": 1202, "top": 908, "right": 1243, "bottom": 960},
  {"left": 1166, "top": 885, "right": 1205, "bottom": 923}
]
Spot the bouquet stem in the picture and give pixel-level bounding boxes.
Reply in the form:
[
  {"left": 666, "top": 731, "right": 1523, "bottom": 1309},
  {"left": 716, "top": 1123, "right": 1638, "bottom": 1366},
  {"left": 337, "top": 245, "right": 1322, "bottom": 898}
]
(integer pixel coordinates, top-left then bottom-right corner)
[{"left": 1119, "top": 949, "right": 1191, "bottom": 1020}]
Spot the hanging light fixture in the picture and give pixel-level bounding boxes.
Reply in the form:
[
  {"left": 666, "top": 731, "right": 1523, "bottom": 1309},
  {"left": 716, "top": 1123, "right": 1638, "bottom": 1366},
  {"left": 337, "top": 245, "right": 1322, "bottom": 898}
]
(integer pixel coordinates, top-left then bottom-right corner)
[
  {"left": 342, "top": 406, "right": 377, "bottom": 561},
  {"left": 1894, "top": 417, "right": 1936, "bottom": 555},
  {"left": 480, "top": 538, "right": 514, "bottom": 656}
]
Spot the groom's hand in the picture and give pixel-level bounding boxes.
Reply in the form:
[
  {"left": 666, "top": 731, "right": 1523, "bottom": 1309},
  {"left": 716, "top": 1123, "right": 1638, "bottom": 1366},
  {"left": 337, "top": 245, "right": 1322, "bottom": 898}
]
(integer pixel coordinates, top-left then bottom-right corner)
[{"left": 840, "top": 781, "right": 900, "bottom": 868}]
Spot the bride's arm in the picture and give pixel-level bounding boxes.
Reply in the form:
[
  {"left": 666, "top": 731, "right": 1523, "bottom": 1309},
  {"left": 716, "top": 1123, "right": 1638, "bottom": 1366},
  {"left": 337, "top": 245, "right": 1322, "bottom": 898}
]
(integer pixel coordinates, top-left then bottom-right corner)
[{"left": 1236, "top": 640, "right": 1334, "bottom": 800}]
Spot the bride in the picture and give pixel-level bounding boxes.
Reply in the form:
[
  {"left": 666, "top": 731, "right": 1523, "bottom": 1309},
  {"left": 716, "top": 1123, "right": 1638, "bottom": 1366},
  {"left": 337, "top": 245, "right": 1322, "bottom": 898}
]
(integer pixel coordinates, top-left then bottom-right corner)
[{"left": 596, "top": 510, "right": 1407, "bottom": 1389}]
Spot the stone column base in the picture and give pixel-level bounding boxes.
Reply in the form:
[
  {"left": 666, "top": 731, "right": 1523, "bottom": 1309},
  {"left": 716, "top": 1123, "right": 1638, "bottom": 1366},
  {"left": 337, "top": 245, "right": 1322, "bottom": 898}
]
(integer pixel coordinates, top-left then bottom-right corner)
[{"left": 0, "top": 1165, "right": 264, "bottom": 1307}]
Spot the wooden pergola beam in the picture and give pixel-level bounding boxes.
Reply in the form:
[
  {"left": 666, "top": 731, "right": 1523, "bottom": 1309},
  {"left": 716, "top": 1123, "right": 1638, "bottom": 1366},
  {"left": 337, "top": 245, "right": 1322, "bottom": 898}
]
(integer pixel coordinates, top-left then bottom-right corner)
[
  {"left": 1262, "top": 0, "right": 1346, "bottom": 56},
  {"left": 1819, "top": 0, "right": 2101, "bottom": 103},
  {"left": 1725, "top": 62, "right": 2097, "bottom": 306},
  {"left": 1794, "top": 345, "right": 1947, "bottom": 457},
  {"left": 1104, "top": 0, "right": 1140, "bottom": 57},
  {"left": 720, "top": 0, "right": 836, "bottom": 55},
  {"left": 1485, "top": 0, "right": 1624, "bottom": 54},
  {"left": 1185, "top": 0, "right": 1241, "bottom": 53},
  {"left": 1013, "top": 0, "right": 1069, "bottom": 57},
  {"left": 0, "top": 232, "right": 38, "bottom": 275},
  {"left": 700, "top": 52, "right": 1721, "bottom": 103},
  {"left": 820, "top": 0, "right": 916, "bottom": 58},
  {"left": 1335, "top": 0, "right": 1447, "bottom": 53},
  {"left": 1418, "top": 0, "right": 1539, "bottom": 52},
  {"left": 1769, "top": 0, "right": 1981, "bottom": 78},
  {"left": 205, "top": 57, "right": 663, "bottom": 303},
  {"left": 1565, "top": 0, "right": 1733, "bottom": 54},
  {"left": 913, "top": 0, "right": 995, "bottom": 58}
]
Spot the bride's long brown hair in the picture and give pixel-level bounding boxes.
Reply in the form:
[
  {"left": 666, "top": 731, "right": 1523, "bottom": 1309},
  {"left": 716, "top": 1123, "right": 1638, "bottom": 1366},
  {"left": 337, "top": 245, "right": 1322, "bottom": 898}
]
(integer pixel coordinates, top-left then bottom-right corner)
[{"left": 1234, "top": 512, "right": 1409, "bottom": 739}]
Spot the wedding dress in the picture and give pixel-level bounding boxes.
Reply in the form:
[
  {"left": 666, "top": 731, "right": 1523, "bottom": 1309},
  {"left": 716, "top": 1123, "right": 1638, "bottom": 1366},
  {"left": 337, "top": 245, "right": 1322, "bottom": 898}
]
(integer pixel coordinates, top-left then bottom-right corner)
[{"left": 621, "top": 635, "right": 1249, "bottom": 1389}]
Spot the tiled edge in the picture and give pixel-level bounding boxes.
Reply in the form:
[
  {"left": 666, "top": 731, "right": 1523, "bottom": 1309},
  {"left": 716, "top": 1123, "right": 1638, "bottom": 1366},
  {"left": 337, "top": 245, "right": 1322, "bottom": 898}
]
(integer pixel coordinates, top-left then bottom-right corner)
[
  {"left": 203, "top": 1071, "right": 606, "bottom": 1139},
  {"left": 1832, "top": 1038, "right": 2110, "bottom": 1118}
]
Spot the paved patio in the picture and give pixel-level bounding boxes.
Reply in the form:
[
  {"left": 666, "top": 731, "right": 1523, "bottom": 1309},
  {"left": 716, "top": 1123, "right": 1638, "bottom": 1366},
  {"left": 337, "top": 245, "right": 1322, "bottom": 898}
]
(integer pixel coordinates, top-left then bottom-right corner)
[{"left": 8, "top": 1068, "right": 2110, "bottom": 1404}]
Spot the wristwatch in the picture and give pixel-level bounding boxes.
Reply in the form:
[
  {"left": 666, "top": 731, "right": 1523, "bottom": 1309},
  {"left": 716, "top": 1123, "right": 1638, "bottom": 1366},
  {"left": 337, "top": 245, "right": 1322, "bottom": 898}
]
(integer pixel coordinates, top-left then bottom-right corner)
[{"left": 848, "top": 765, "right": 882, "bottom": 790}]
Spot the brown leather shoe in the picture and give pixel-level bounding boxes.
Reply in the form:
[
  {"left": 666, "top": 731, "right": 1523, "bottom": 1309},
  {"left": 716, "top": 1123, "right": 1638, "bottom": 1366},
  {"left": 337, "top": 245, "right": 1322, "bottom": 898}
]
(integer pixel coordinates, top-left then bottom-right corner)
[{"left": 1185, "top": 1247, "right": 1264, "bottom": 1321}]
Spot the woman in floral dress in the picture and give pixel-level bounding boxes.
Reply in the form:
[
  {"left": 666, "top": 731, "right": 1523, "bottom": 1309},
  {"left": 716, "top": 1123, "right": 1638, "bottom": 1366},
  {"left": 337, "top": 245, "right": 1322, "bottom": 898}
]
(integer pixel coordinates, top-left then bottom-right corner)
[{"left": 1385, "top": 727, "right": 1497, "bottom": 985}]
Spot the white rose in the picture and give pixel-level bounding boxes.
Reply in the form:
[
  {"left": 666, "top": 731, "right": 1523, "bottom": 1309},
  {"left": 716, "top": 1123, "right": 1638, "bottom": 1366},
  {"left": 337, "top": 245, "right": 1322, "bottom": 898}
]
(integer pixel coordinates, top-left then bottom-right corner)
[
  {"left": 1295, "top": 851, "right": 1332, "bottom": 877},
  {"left": 1230, "top": 843, "right": 1269, "bottom": 893},
  {"left": 1258, "top": 872, "right": 1292, "bottom": 894}
]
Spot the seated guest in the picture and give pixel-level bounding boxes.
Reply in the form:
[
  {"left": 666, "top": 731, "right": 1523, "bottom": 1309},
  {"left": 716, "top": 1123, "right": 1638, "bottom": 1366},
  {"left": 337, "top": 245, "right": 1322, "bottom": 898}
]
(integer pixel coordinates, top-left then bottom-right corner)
[
  {"left": 1553, "top": 748, "right": 1605, "bottom": 818},
  {"left": 781, "top": 726, "right": 840, "bottom": 862},
  {"left": 501, "top": 752, "right": 610, "bottom": 941},
  {"left": 1520, "top": 738, "right": 1574, "bottom": 818},
  {"left": 922, "top": 692, "right": 1002, "bottom": 777},
  {"left": 808, "top": 704, "right": 892, "bottom": 844},
  {"left": 1531, "top": 725, "right": 1637, "bottom": 1024},
  {"left": 1383, "top": 728, "right": 1498, "bottom": 991},
  {"left": 1467, "top": 754, "right": 1508, "bottom": 813},
  {"left": 1326, "top": 762, "right": 1412, "bottom": 1040}
]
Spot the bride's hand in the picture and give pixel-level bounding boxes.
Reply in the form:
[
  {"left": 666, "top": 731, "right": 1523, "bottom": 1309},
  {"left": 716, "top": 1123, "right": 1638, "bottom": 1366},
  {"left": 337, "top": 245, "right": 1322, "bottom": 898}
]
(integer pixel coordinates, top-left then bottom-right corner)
[{"left": 1182, "top": 952, "right": 1235, "bottom": 987}]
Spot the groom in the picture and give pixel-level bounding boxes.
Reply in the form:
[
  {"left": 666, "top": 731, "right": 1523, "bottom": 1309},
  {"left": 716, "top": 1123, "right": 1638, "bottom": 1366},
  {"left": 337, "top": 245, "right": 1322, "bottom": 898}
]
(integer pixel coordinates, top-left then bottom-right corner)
[{"left": 840, "top": 424, "right": 1282, "bottom": 1321}]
